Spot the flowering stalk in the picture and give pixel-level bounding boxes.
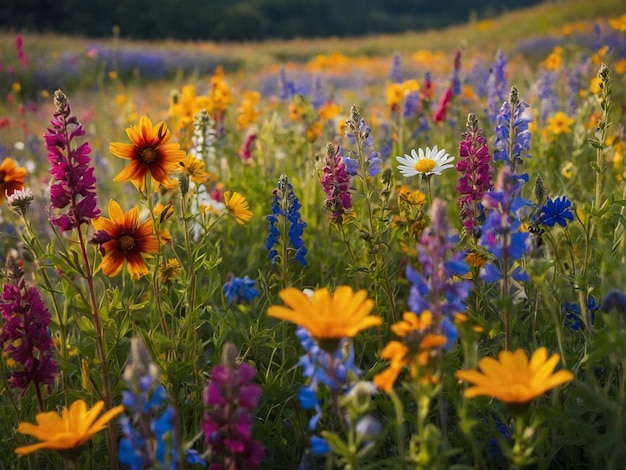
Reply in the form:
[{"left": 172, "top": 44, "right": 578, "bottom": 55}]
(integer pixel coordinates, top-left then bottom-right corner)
[
  {"left": 345, "top": 106, "right": 397, "bottom": 322},
  {"left": 44, "top": 90, "right": 117, "bottom": 467},
  {"left": 118, "top": 337, "right": 197, "bottom": 470},
  {"left": 203, "top": 342, "right": 264, "bottom": 469},
  {"left": 266, "top": 175, "right": 307, "bottom": 289},
  {"left": 0, "top": 260, "right": 57, "bottom": 411},
  {"left": 457, "top": 113, "right": 493, "bottom": 238},
  {"left": 479, "top": 167, "right": 532, "bottom": 349}
]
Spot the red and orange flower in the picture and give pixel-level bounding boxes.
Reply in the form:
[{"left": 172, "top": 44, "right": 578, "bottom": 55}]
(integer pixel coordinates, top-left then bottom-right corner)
[
  {"left": 91, "top": 200, "right": 159, "bottom": 279},
  {"left": 0, "top": 157, "right": 27, "bottom": 204},
  {"left": 110, "top": 116, "right": 185, "bottom": 191}
]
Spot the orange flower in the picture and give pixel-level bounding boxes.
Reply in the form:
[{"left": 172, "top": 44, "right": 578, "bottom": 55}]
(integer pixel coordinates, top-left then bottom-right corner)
[
  {"left": 0, "top": 157, "right": 27, "bottom": 204},
  {"left": 110, "top": 116, "right": 185, "bottom": 191},
  {"left": 373, "top": 311, "right": 447, "bottom": 393},
  {"left": 15, "top": 399, "right": 123, "bottom": 456},
  {"left": 455, "top": 347, "right": 574, "bottom": 404},
  {"left": 91, "top": 200, "right": 159, "bottom": 279},
  {"left": 268, "top": 286, "right": 381, "bottom": 351}
]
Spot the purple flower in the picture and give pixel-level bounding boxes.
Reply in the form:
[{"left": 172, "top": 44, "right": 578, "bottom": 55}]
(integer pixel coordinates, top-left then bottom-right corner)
[
  {"left": 493, "top": 86, "right": 532, "bottom": 172},
  {"left": 118, "top": 337, "right": 198, "bottom": 469},
  {"left": 388, "top": 52, "right": 403, "bottom": 83},
  {"left": 487, "top": 49, "right": 509, "bottom": 124},
  {"left": 407, "top": 199, "right": 471, "bottom": 349},
  {"left": 0, "top": 272, "right": 57, "bottom": 395},
  {"left": 456, "top": 113, "right": 493, "bottom": 238},
  {"left": 203, "top": 342, "right": 264, "bottom": 469},
  {"left": 44, "top": 90, "right": 100, "bottom": 232},
  {"left": 479, "top": 166, "right": 533, "bottom": 283},
  {"left": 321, "top": 144, "right": 352, "bottom": 223}
]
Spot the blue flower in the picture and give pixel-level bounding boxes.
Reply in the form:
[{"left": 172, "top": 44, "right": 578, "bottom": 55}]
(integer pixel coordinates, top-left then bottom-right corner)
[
  {"left": 562, "top": 296, "right": 599, "bottom": 331},
  {"left": 266, "top": 175, "right": 307, "bottom": 266},
  {"left": 600, "top": 290, "right": 626, "bottom": 314},
  {"left": 222, "top": 275, "right": 260, "bottom": 304},
  {"left": 310, "top": 436, "right": 331, "bottom": 455},
  {"left": 539, "top": 196, "right": 574, "bottom": 227}
]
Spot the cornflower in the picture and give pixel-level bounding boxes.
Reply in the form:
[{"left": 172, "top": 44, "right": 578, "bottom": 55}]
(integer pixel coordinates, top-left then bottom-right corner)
[
  {"left": 406, "top": 199, "right": 471, "bottom": 348},
  {"left": 222, "top": 275, "right": 260, "bottom": 304},
  {"left": 456, "top": 113, "right": 493, "bottom": 238},
  {"left": 538, "top": 196, "right": 574, "bottom": 227},
  {"left": 320, "top": 144, "right": 352, "bottom": 223},
  {"left": 562, "top": 296, "right": 599, "bottom": 331},
  {"left": 0, "top": 267, "right": 57, "bottom": 403},
  {"left": 118, "top": 337, "right": 204, "bottom": 469},
  {"left": 493, "top": 86, "right": 532, "bottom": 175},
  {"left": 44, "top": 90, "right": 100, "bottom": 231},
  {"left": 487, "top": 49, "right": 509, "bottom": 124},
  {"left": 266, "top": 175, "right": 307, "bottom": 266},
  {"left": 203, "top": 342, "right": 264, "bottom": 469}
]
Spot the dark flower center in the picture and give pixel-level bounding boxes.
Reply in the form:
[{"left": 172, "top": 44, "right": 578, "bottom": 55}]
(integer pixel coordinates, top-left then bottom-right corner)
[
  {"left": 0, "top": 171, "right": 5, "bottom": 185},
  {"left": 119, "top": 234, "right": 136, "bottom": 251},
  {"left": 140, "top": 148, "right": 158, "bottom": 164}
]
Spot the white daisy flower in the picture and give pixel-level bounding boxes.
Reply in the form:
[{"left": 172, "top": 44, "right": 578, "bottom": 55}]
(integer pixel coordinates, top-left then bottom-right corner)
[{"left": 396, "top": 146, "right": 455, "bottom": 177}]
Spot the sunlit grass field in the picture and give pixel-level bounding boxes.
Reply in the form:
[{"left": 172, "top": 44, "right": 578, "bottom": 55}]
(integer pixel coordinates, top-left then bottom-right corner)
[{"left": 0, "top": 0, "right": 626, "bottom": 468}]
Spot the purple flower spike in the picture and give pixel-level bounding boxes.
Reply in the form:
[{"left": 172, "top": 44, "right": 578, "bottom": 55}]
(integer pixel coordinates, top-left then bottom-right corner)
[{"left": 44, "top": 89, "right": 100, "bottom": 232}]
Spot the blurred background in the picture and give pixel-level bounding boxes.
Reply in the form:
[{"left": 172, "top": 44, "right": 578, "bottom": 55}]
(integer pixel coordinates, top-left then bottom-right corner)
[{"left": 1, "top": 0, "right": 544, "bottom": 41}]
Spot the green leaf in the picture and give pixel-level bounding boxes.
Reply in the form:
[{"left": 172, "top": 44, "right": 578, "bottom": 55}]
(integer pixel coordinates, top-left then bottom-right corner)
[
  {"left": 75, "top": 315, "right": 97, "bottom": 337},
  {"left": 322, "top": 430, "right": 351, "bottom": 456}
]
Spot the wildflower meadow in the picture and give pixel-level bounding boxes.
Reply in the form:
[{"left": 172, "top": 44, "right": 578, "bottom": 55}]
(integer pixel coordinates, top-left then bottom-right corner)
[{"left": 1, "top": 1, "right": 626, "bottom": 469}]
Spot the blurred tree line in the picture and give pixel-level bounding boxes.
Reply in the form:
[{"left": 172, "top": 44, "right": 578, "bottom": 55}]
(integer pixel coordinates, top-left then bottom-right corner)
[{"left": 1, "top": 0, "right": 543, "bottom": 41}]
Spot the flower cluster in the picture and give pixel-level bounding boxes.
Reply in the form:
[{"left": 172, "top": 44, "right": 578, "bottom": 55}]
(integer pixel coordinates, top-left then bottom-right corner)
[
  {"left": 344, "top": 108, "right": 382, "bottom": 177},
  {"left": 456, "top": 113, "right": 493, "bottom": 237},
  {"left": 321, "top": 144, "right": 353, "bottom": 223},
  {"left": 0, "top": 265, "right": 57, "bottom": 396},
  {"left": 203, "top": 342, "right": 264, "bottom": 469},
  {"left": 404, "top": 199, "right": 471, "bottom": 355},
  {"left": 479, "top": 166, "right": 532, "bottom": 283},
  {"left": 487, "top": 50, "right": 509, "bottom": 124},
  {"left": 373, "top": 311, "right": 448, "bottom": 392},
  {"left": 266, "top": 175, "right": 307, "bottom": 266},
  {"left": 44, "top": 89, "right": 100, "bottom": 231},
  {"left": 118, "top": 337, "right": 204, "bottom": 469},
  {"left": 493, "top": 86, "right": 532, "bottom": 172}
]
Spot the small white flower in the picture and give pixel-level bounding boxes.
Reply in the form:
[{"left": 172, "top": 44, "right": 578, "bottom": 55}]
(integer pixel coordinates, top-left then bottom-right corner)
[{"left": 396, "top": 146, "right": 455, "bottom": 177}]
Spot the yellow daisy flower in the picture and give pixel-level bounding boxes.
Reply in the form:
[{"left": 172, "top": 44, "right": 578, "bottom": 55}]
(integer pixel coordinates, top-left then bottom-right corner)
[
  {"left": 455, "top": 347, "right": 574, "bottom": 404},
  {"left": 15, "top": 399, "right": 124, "bottom": 455},
  {"left": 268, "top": 286, "right": 382, "bottom": 351},
  {"left": 223, "top": 191, "right": 253, "bottom": 225}
]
